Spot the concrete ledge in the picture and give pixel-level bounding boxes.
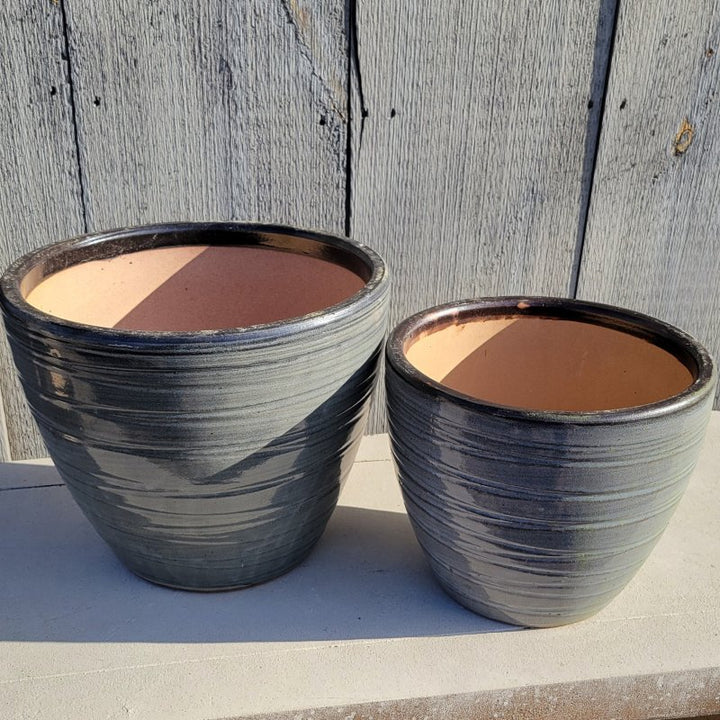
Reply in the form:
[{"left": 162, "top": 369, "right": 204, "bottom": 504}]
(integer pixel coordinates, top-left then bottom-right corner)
[{"left": 1, "top": 416, "right": 719, "bottom": 719}]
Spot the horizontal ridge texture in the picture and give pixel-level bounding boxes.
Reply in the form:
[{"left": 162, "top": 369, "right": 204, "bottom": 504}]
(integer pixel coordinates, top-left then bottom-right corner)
[
  {"left": 3, "top": 228, "right": 388, "bottom": 590},
  {"left": 386, "top": 361, "right": 714, "bottom": 626}
]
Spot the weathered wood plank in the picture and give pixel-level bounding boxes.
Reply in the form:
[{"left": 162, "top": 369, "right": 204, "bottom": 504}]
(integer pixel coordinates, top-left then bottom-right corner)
[
  {"left": 578, "top": 2, "right": 720, "bottom": 406},
  {"left": 0, "top": 2, "right": 85, "bottom": 460},
  {"left": 64, "top": 0, "right": 347, "bottom": 231},
  {"left": 0, "top": 0, "right": 347, "bottom": 460},
  {"left": 351, "top": 1, "right": 614, "bottom": 431}
]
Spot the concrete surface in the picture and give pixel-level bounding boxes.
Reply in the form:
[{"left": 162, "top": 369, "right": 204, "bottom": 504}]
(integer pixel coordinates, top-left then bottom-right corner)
[{"left": 1, "top": 417, "right": 719, "bottom": 719}]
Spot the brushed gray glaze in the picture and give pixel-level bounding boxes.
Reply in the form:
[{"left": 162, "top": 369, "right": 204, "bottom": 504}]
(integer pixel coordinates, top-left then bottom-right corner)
[
  {"left": 386, "top": 297, "right": 716, "bottom": 627},
  {"left": 1, "top": 223, "right": 388, "bottom": 590}
]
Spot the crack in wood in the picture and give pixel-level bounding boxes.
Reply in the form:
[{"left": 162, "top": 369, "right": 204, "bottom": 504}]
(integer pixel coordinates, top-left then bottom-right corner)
[
  {"left": 59, "top": 0, "right": 88, "bottom": 233},
  {"left": 345, "top": 0, "right": 367, "bottom": 238},
  {"left": 348, "top": 0, "right": 367, "bottom": 151},
  {"left": 278, "top": 0, "right": 347, "bottom": 122},
  {"left": 570, "top": 0, "right": 621, "bottom": 298}
]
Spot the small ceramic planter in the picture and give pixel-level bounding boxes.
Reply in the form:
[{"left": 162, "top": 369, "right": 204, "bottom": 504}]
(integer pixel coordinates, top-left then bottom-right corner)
[
  {"left": 1, "top": 223, "right": 388, "bottom": 590},
  {"left": 386, "top": 297, "right": 716, "bottom": 627}
]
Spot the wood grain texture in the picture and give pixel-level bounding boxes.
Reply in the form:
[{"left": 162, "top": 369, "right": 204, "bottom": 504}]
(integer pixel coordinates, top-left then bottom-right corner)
[
  {"left": 63, "top": 0, "right": 347, "bottom": 232},
  {"left": 578, "top": 2, "right": 720, "bottom": 406},
  {"left": 0, "top": 0, "right": 348, "bottom": 460},
  {"left": 351, "top": 1, "right": 612, "bottom": 431},
  {"left": 0, "top": 2, "right": 85, "bottom": 460}
]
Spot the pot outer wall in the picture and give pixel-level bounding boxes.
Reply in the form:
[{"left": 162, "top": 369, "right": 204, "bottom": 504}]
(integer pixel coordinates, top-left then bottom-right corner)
[
  {"left": 2, "top": 225, "right": 389, "bottom": 591},
  {"left": 386, "top": 318, "right": 716, "bottom": 628}
]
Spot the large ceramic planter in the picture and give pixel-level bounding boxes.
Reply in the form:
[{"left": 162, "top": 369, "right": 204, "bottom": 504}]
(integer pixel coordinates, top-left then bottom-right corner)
[
  {"left": 386, "top": 297, "right": 716, "bottom": 627},
  {"left": 1, "top": 223, "right": 388, "bottom": 590}
]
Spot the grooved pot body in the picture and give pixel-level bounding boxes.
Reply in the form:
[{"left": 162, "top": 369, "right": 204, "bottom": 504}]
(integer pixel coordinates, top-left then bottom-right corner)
[
  {"left": 1, "top": 223, "right": 388, "bottom": 590},
  {"left": 386, "top": 297, "right": 715, "bottom": 627}
]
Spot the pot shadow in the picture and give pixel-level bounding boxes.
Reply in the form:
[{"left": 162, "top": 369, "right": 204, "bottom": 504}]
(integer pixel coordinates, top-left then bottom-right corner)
[
  {"left": 113, "top": 245, "right": 365, "bottom": 332},
  {"left": 0, "top": 474, "right": 513, "bottom": 643}
]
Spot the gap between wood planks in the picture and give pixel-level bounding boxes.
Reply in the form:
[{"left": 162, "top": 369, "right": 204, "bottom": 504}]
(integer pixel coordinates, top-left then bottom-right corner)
[
  {"left": 58, "top": 0, "right": 88, "bottom": 234},
  {"left": 569, "top": 0, "right": 621, "bottom": 298},
  {"left": 344, "top": 0, "right": 366, "bottom": 238}
]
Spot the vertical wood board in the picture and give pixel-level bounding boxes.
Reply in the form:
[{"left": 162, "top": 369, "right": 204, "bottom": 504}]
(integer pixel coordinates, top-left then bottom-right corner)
[
  {"left": 351, "top": 1, "right": 613, "bottom": 431},
  {"left": 64, "top": 0, "right": 348, "bottom": 232},
  {"left": 578, "top": 1, "right": 720, "bottom": 405},
  {"left": 0, "top": 0, "right": 349, "bottom": 460},
  {"left": 0, "top": 2, "right": 85, "bottom": 459}
]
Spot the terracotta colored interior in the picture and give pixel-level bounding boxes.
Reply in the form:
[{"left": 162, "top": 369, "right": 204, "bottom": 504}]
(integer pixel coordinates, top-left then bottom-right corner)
[
  {"left": 404, "top": 315, "right": 695, "bottom": 411},
  {"left": 25, "top": 245, "right": 366, "bottom": 331}
]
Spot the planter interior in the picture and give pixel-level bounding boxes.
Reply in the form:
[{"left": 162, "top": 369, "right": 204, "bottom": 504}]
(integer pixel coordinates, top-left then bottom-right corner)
[
  {"left": 24, "top": 242, "right": 367, "bottom": 332},
  {"left": 405, "top": 312, "right": 696, "bottom": 411}
]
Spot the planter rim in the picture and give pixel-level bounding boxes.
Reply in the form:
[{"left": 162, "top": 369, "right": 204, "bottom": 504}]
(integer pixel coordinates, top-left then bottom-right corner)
[
  {"left": 386, "top": 296, "right": 716, "bottom": 425},
  {"left": 0, "top": 222, "right": 387, "bottom": 350}
]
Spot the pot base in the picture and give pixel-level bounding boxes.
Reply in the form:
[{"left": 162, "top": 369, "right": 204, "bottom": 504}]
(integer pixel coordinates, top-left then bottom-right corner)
[
  {"left": 124, "top": 542, "right": 320, "bottom": 592},
  {"left": 435, "top": 575, "right": 621, "bottom": 629}
]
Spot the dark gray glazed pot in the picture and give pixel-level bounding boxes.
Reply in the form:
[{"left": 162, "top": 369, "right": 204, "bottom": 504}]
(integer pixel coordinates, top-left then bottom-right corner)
[
  {"left": 386, "top": 297, "right": 716, "bottom": 627},
  {"left": 1, "top": 223, "right": 388, "bottom": 590}
]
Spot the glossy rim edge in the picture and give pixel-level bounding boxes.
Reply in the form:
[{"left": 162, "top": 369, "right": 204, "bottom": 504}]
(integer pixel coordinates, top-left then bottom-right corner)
[
  {"left": 386, "top": 296, "right": 717, "bottom": 425},
  {"left": 0, "top": 222, "right": 388, "bottom": 348}
]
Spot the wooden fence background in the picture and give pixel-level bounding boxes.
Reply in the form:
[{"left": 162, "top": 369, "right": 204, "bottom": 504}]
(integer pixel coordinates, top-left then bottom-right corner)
[{"left": 1, "top": 1, "right": 718, "bottom": 460}]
